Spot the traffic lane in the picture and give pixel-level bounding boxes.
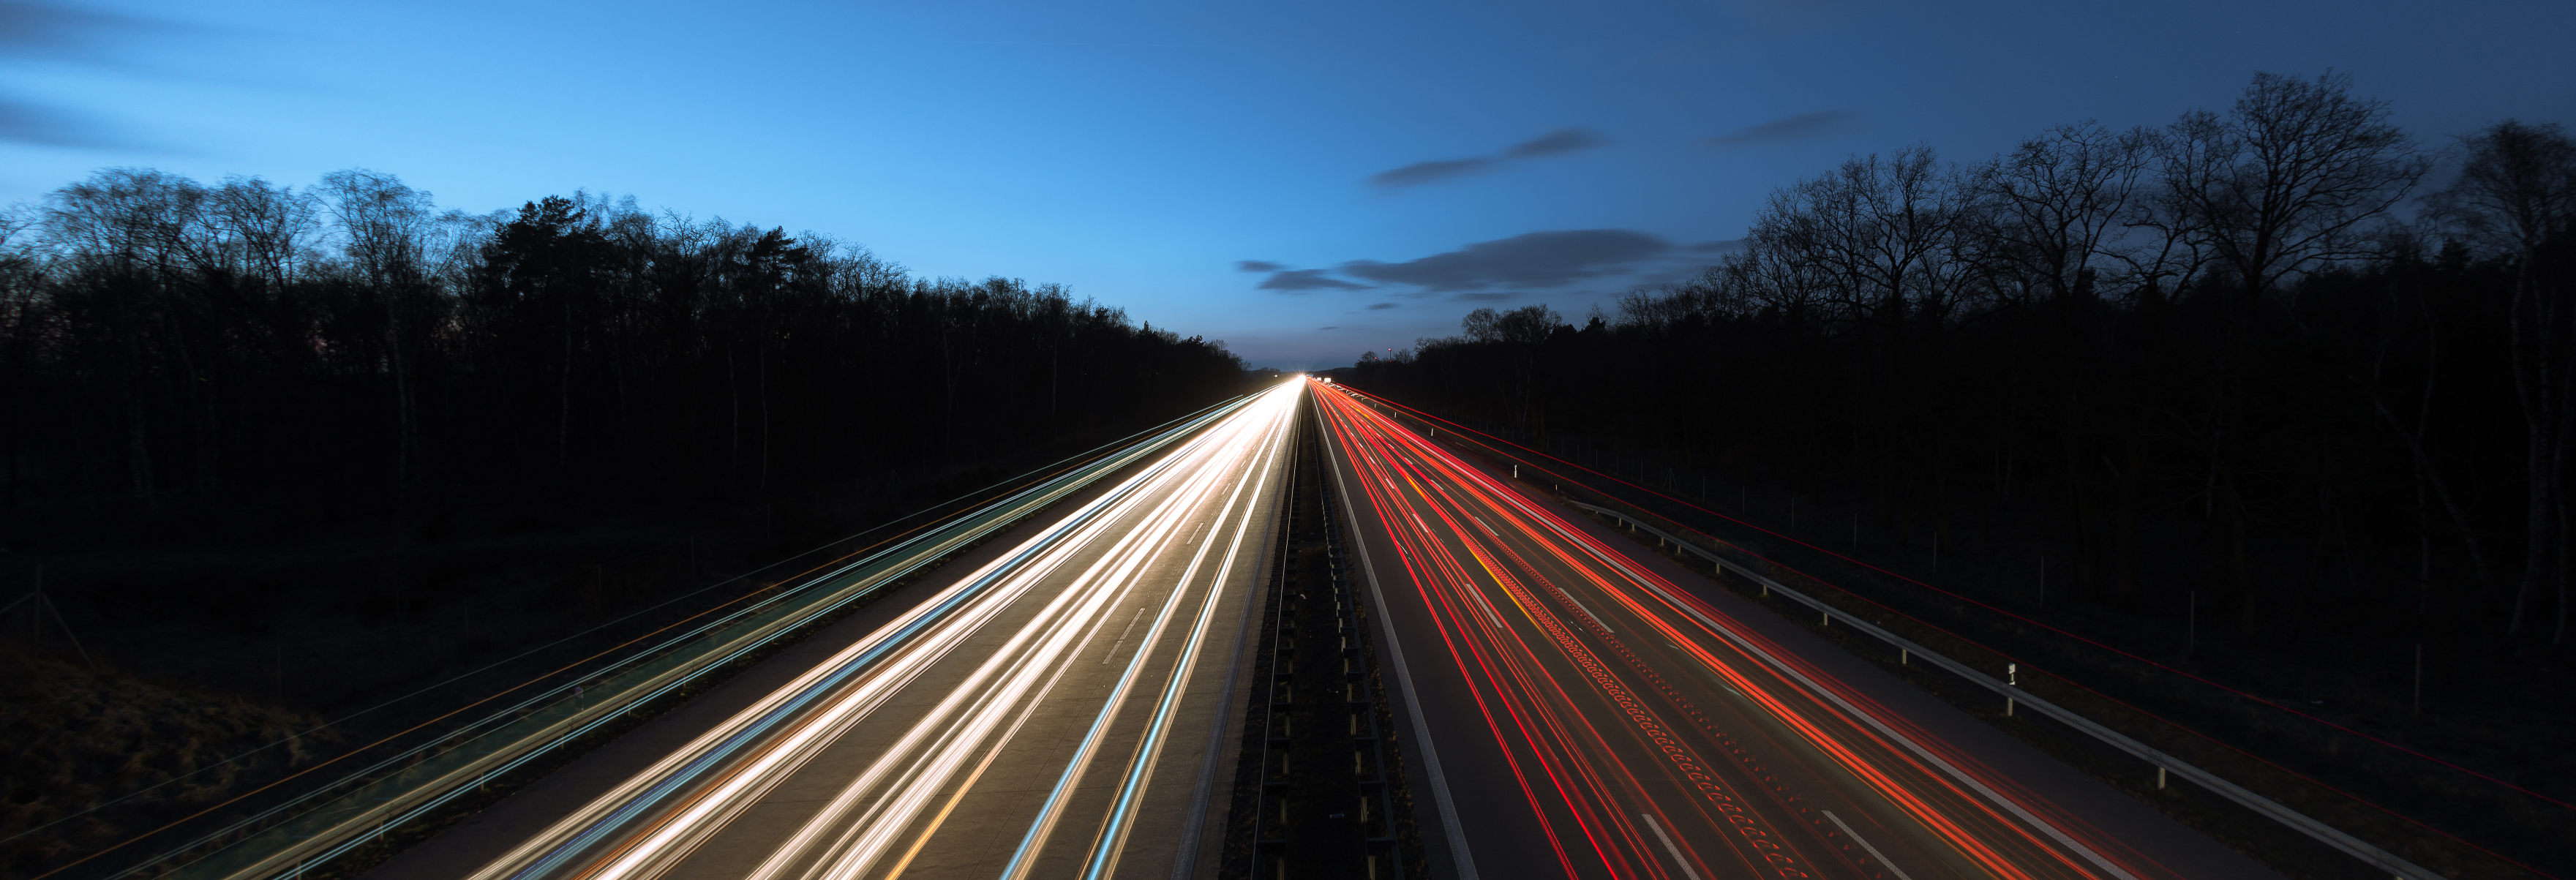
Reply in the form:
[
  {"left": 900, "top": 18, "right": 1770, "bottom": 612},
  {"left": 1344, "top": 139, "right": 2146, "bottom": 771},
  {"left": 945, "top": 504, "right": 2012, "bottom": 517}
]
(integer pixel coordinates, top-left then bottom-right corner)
[
  {"left": 1483, "top": 519, "right": 2086, "bottom": 880},
  {"left": 1330, "top": 395, "right": 1725, "bottom": 879},
  {"left": 1610, "top": 619, "right": 2005, "bottom": 879},
  {"left": 1331, "top": 407, "right": 1751, "bottom": 879},
  {"left": 889, "top": 405, "right": 1292, "bottom": 879},
  {"left": 652, "top": 413, "right": 1290, "bottom": 880},
  {"left": 1458, "top": 467, "right": 2285, "bottom": 880},
  {"left": 1323, "top": 429, "right": 1553, "bottom": 880},
  {"left": 883, "top": 460, "right": 1281, "bottom": 880},
  {"left": 1339, "top": 410, "right": 2157, "bottom": 880},
  {"left": 1328, "top": 393, "right": 1919, "bottom": 879},
  {"left": 456, "top": 392, "right": 1293, "bottom": 880},
  {"left": 610, "top": 444, "right": 1251, "bottom": 880},
  {"left": 364, "top": 440, "right": 1198, "bottom": 880},
  {"left": 1376, "top": 451, "right": 1920, "bottom": 879},
  {"left": 1419, "top": 477, "right": 2068, "bottom": 880}
]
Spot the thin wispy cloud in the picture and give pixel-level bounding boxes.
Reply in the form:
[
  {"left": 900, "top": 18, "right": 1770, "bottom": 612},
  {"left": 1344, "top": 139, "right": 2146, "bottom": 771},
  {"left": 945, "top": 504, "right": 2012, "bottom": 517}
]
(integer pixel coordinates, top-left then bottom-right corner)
[
  {"left": 0, "top": 97, "right": 119, "bottom": 147},
  {"left": 1369, "top": 158, "right": 1497, "bottom": 188},
  {"left": 1243, "top": 228, "right": 1667, "bottom": 296},
  {"left": 1258, "top": 268, "right": 1373, "bottom": 292},
  {"left": 0, "top": 0, "right": 165, "bottom": 61},
  {"left": 1367, "top": 127, "right": 1610, "bottom": 189},
  {"left": 1503, "top": 128, "right": 1609, "bottom": 158},
  {"left": 1701, "top": 110, "right": 1855, "bottom": 150},
  {"left": 0, "top": 0, "right": 197, "bottom": 148},
  {"left": 1340, "top": 229, "right": 1670, "bottom": 291}
]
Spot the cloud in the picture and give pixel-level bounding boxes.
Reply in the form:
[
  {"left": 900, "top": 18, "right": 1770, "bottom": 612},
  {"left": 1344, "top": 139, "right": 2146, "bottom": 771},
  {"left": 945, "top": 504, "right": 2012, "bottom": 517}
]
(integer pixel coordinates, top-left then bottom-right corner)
[
  {"left": 1340, "top": 229, "right": 1670, "bottom": 291},
  {"left": 1368, "top": 126, "right": 1606, "bottom": 189},
  {"left": 1700, "top": 110, "right": 1856, "bottom": 150},
  {"left": 0, "top": 0, "right": 162, "bottom": 60},
  {"left": 1684, "top": 238, "right": 1746, "bottom": 253},
  {"left": 1319, "top": 326, "right": 1340, "bottom": 330},
  {"left": 1258, "top": 268, "right": 1373, "bottom": 292},
  {"left": 0, "top": 1, "right": 198, "bottom": 148},
  {"left": 0, "top": 97, "right": 121, "bottom": 147},
  {"left": 1368, "top": 158, "right": 1495, "bottom": 189},
  {"left": 1366, "top": 302, "right": 1399, "bottom": 310},
  {"left": 1450, "top": 292, "right": 1520, "bottom": 302},
  {"left": 1236, "top": 259, "right": 1286, "bottom": 272},
  {"left": 1503, "top": 127, "right": 1608, "bottom": 158}
]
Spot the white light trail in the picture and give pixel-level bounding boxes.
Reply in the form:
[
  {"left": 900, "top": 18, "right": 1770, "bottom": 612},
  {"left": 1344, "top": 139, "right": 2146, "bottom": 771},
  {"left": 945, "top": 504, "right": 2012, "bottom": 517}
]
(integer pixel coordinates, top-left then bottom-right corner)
[{"left": 466, "top": 382, "right": 1304, "bottom": 880}]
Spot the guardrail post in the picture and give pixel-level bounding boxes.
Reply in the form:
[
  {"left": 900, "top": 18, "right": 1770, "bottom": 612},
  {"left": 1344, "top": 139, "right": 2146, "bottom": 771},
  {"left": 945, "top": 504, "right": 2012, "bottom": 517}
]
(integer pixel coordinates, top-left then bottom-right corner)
[
  {"left": 2412, "top": 645, "right": 2423, "bottom": 715},
  {"left": 2187, "top": 591, "right": 2198, "bottom": 655},
  {"left": 2158, "top": 766, "right": 2168, "bottom": 789}
]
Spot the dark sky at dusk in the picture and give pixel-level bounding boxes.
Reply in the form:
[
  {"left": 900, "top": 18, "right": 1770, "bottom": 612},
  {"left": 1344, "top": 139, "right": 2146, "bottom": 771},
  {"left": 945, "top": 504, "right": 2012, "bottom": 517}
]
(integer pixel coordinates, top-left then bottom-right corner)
[{"left": 5, "top": 0, "right": 2570, "bottom": 368}]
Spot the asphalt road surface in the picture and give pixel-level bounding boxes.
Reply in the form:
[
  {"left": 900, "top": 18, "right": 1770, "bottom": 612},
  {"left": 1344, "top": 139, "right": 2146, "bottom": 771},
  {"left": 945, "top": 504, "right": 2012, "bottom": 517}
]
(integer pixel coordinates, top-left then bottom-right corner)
[
  {"left": 372, "top": 377, "right": 2281, "bottom": 880},
  {"left": 1313, "top": 379, "right": 2283, "bottom": 880},
  {"left": 435, "top": 381, "right": 1299, "bottom": 880}
]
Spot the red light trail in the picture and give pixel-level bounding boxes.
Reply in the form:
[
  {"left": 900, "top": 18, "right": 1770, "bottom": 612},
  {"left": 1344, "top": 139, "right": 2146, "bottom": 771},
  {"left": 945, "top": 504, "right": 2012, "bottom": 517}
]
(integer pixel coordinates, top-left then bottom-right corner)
[{"left": 1313, "top": 380, "right": 2147, "bottom": 880}]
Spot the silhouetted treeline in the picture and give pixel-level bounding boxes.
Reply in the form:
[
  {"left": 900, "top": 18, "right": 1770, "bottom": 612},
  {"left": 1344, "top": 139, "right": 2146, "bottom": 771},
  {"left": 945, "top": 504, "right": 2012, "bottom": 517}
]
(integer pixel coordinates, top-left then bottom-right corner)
[
  {"left": 0, "top": 172, "right": 1245, "bottom": 519},
  {"left": 1354, "top": 72, "right": 2575, "bottom": 650}
]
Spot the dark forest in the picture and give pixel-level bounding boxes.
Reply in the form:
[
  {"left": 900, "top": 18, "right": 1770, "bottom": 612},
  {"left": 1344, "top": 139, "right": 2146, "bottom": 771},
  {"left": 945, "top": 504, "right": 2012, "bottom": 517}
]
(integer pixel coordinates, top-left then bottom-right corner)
[
  {"left": 0, "top": 171, "right": 1249, "bottom": 873},
  {"left": 0, "top": 174, "right": 1246, "bottom": 516}
]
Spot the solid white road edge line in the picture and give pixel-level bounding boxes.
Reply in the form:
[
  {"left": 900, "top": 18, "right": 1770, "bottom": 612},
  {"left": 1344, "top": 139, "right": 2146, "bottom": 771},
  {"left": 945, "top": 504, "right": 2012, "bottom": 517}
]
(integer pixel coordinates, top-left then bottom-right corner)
[
  {"left": 1318, "top": 403, "right": 1479, "bottom": 880},
  {"left": 1823, "top": 809, "right": 1920, "bottom": 880},
  {"left": 1639, "top": 813, "right": 1706, "bottom": 880}
]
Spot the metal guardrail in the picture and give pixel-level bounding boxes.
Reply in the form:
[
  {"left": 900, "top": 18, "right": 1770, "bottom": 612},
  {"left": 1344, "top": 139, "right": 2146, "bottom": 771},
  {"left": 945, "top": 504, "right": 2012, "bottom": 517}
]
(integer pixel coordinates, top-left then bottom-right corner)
[
  {"left": 119, "top": 396, "right": 1260, "bottom": 880},
  {"left": 1567, "top": 500, "right": 2442, "bottom": 880}
]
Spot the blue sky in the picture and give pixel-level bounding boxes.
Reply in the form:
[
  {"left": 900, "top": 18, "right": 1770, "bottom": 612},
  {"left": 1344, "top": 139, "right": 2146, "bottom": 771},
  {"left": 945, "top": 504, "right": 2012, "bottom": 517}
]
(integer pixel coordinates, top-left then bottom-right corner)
[{"left": 6, "top": 0, "right": 2571, "bottom": 369}]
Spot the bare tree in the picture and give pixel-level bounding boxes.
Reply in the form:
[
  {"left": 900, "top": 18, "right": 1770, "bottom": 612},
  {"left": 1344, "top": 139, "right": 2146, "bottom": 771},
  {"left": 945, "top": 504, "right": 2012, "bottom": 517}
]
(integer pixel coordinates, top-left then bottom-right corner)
[
  {"left": 2156, "top": 72, "right": 2430, "bottom": 627},
  {"left": 202, "top": 176, "right": 320, "bottom": 292},
  {"left": 43, "top": 168, "right": 210, "bottom": 512},
  {"left": 1972, "top": 121, "right": 2158, "bottom": 306},
  {"left": 2430, "top": 120, "right": 2576, "bottom": 642},
  {"left": 318, "top": 168, "right": 437, "bottom": 498},
  {"left": 1964, "top": 123, "right": 2165, "bottom": 603},
  {"left": 2159, "top": 71, "right": 2431, "bottom": 302},
  {"left": 1783, "top": 146, "right": 1973, "bottom": 328}
]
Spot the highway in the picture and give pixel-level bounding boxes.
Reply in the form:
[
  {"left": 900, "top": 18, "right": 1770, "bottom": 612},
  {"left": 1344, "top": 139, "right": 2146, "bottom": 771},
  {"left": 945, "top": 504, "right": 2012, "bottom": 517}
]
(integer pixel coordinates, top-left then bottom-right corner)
[
  {"left": 380, "top": 376, "right": 2277, "bottom": 880},
  {"left": 1312, "top": 380, "right": 2261, "bottom": 880},
  {"left": 453, "top": 381, "right": 1300, "bottom": 880}
]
